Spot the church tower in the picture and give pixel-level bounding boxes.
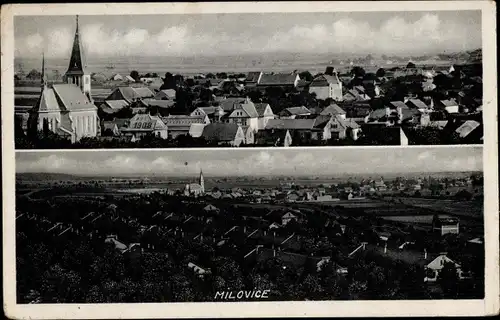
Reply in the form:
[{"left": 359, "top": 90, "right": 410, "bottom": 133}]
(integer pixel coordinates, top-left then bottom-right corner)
[
  {"left": 199, "top": 169, "right": 205, "bottom": 194},
  {"left": 64, "top": 15, "right": 91, "bottom": 99}
]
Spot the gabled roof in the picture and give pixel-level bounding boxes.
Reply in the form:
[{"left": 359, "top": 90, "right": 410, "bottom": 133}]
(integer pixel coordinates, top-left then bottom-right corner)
[
  {"left": 258, "top": 73, "right": 298, "bottom": 86},
  {"left": 284, "top": 106, "right": 311, "bottom": 116},
  {"left": 219, "top": 97, "right": 247, "bottom": 112},
  {"left": 51, "top": 84, "right": 96, "bottom": 111},
  {"left": 122, "top": 114, "right": 166, "bottom": 132},
  {"left": 455, "top": 120, "right": 481, "bottom": 138},
  {"left": 201, "top": 123, "right": 241, "bottom": 141},
  {"left": 320, "top": 104, "right": 346, "bottom": 116},
  {"left": 441, "top": 99, "right": 458, "bottom": 107},
  {"left": 240, "top": 102, "right": 259, "bottom": 118},
  {"left": 133, "top": 87, "right": 155, "bottom": 98},
  {"left": 35, "top": 87, "right": 60, "bottom": 112},
  {"left": 154, "top": 89, "right": 176, "bottom": 99},
  {"left": 195, "top": 106, "right": 224, "bottom": 116},
  {"left": 310, "top": 74, "right": 340, "bottom": 86},
  {"left": 141, "top": 99, "right": 175, "bottom": 109},
  {"left": 255, "top": 129, "right": 290, "bottom": 145},
  {"left": 107, "top": 87, "right": 140, "bottom": 102},
  {"left": 163, "top": 115, "right": 206, "bottom": 127},
  {"left": 265, "top": 119, "right": 316, "bottom": 130},
  {"left": 407, "top": 99, "right": 428, "bottom": 109},
  {"left": 389, "top": 101, "right": 408, "bottom": 109},
  {"left": 246, "top": 71, "right": 262, "bottom": 82},
  {"left": 101, "top": 100, "right": 129, "bottom": 113},
  {"left": 254, "top": 103, "right": 272, "bottom": 117},
  {"left": 188, "top": 123, "right": 205, "bottom": 137}
]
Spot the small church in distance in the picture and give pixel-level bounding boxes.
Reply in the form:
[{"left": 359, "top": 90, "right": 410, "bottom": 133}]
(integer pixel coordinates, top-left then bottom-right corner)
[
  {"left": 28, "top": 16, "right": 99, "bottom": 143},
  {"left": 184, "top": 169, "right": 205, "bottom": 197}
]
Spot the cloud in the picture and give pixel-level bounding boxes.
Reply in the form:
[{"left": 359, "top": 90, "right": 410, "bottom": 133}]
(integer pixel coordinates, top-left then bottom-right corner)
[
  {"left": 15, "top": 13, "right": 480, "bottom": 58},
  {"left": 16, "top": 148, "right": 483, "bottom": 177}
]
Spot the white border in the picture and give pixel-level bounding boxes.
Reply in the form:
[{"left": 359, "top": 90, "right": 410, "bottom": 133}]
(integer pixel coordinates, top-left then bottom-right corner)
[{"left": 2, "top": 1, "right": 499, "bottom": 318}]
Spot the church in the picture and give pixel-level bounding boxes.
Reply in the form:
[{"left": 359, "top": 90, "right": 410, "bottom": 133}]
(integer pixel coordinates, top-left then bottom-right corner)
[
  {"left": 28, "top": 16, "right": 99, "bottom": 143},
  {"left": 184, "top": 169, "right": 205, "bottom": 197}
]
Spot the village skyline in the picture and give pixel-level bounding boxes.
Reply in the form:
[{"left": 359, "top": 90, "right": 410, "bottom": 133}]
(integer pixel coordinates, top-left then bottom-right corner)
[{"left": 16, "top": 147, "right": 483, "bottom": 177}]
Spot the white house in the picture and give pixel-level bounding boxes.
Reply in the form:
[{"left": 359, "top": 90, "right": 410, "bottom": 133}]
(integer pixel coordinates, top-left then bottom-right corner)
[{"left": 309, "top": 73, "right": 343, "bottom": 101}]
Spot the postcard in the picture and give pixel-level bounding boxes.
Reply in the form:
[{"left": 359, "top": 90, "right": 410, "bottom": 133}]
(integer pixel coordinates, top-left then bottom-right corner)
[{"left": 1, "top": 1, "right": 498, "bottom": 318}]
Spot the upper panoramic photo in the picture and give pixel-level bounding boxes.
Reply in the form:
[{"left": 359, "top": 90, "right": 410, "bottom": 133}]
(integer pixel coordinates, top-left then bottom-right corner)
[{"left": 13, "top": 11, "right": 483, "bottom": 149}]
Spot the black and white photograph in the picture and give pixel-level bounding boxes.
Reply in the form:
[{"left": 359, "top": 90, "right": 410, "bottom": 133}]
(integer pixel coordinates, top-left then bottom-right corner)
[
  {"left": 13, "top": 9, "right": 484, "bottom": 149},
  {"left": 2, "top": 1, "right": 498, "bottom": 319},
  {"left": 14, "top": 147, "right": 485, "bottom": 303}
]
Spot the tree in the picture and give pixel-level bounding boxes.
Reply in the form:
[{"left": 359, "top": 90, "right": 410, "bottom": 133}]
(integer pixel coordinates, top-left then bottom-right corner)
[
  {"left": 406, "top": 61, "right": 416, "bottom": 69},
  {"left": 438, "top": 261, "right": 459, "bottom": 298},
  {"left": 26, "top": 69, "right": 42, "bottom": 80},
  {"left": 376, "top": 68, "right": 386, "bottom": 78},
  {"left": 350, "top": 66, "right": 366, "bottom": 78},
  {"left": 299, "top": 71, "right": 313, "bottom": 82},
  {"left": 130, "top": 70, "right": 140, "bottom": 82}
]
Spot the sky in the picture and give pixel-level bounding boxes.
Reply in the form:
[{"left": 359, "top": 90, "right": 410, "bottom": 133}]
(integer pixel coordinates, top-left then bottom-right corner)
[
  {"left": 14, "top": 11, "right": 482, "bottom": 59},
  {"left": 16, "top": 147, "right": 483, "bottom": 177}
]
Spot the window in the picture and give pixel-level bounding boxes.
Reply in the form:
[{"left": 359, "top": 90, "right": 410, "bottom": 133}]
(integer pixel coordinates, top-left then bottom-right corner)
[{"left": 332, "top": 123, "right": 338, "bottom": 129}]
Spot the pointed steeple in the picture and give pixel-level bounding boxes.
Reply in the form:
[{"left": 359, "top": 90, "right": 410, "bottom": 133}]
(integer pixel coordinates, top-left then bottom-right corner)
[
  {"left": 65, "top": 15, "right": 85, "bottom": 76},
  {"left": 41, "top": 52, "right": 46, "bottom": 88}
]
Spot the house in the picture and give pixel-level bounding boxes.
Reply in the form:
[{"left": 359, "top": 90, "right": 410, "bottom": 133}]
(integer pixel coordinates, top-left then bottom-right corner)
[
  {"left": 424, "top": 253, "right": 464, "bottom": 282},
  {"left": 102, "top": 121, "right": 121, "bottom": 136},
  {"left": 439, "top": 99, "right": 460, "bottom": 114},
  {"left": 245, "top": 71, "right": 263, "bottom": 87},
  {"left": 226, "top": 97, "right": 260, "bottom": 132},
  {"left": 320, "top": 104, "right": 346, "bottom": 119},
  {"left": 309, "top": 73, "right": 343, "bottom": 101},
  {"left": 257, "top": 73, "right": 300, "bottom": 89},
  {"left": 264, "top": 117, "right": 332, "bottom": 142},
  {"left": 242, "top": 126, "right": 255, "bottom": 144},
  {"left": 254, "top": 103, "right": 275, "bottom": 130},
  {"left": 218, "top": 97, "right": 248, "bottom": 113},
  {"left": 111, "top": 74, "right": 123, "bottom": 81},
  {"left": 255, "top": 129, "right": 292, "bottom": 147},
  {"left": 154, "top": 89, "right": 176, "bottom": 100},
  {"left": 374, "top": 179, "right": 387, "bottom": 192},
  {"left": 188, "top": 123, "right": 206, "bottom": 138},
  {"left": 432, "top": 215, "right": 459, "bottom": 236},
  {"left": 201, "top": 123, "right": 245, "bottom": 146},
  {"left": 343, "top": 88, "right": 370, "bottom": 102},
  {"left": 187, "top": 262, "right": 211, "bottom": 279},
  {"left": 100, "top": 100, "right": 130, "bottom": 115},
  {"left": 105, "top": 235, "right": 143, "bottom": 255},
  {"left": 120, "top": 113, "right": 168, "bottom": 140},
  {"left": 281, "top": 212, "right": 298, "bottom": 225},
  {"left": 329, "top": 115, "right": 361, "bottom": 140},
  {"left": 105, "top": 86, "right": 155, "bottom": 103},
  {"left": 279, "top": 106, "right": 311, "bottom": 119},
  {"left": 190, "top": 106, "right": 225, "bottom": 122},
  {"left": 203, "top": 204, "right": 219, "bottom": 213},
  {"left": 162, "top": 115, "right": 209, "bottom": 139},
  {"left": 455, "top": 120, "right": 482, "bottom": 142}
]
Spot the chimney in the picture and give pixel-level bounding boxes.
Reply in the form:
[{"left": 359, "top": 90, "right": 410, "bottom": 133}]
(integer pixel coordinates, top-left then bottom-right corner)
[
  {"left": 200, "top": 234, "right": 203, "bottom": 243},
  {"left": 243, "top": 225, "right": 247, "bottom": 234},
  {"left": 385, "top": 107, "right": 391, "bottom": 118},
  {"left": 384, "top": 242, "right": 387, "bottom": 254},
  {"left": 424, "top": 248, "right": 428, "bottom": 260},
  {"left": 272, "top": 244, "right": 276, "bottom": 257}
]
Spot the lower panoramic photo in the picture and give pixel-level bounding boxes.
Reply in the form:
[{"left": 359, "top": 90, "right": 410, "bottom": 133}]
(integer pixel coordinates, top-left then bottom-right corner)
[{"left": 15, "top": 146, "right": 484, "bottom": 303}]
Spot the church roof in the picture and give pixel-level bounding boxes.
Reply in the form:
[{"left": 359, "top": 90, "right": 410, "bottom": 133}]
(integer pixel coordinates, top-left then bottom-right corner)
[
  {"left": 35, "top": 84, "right": 96, "bottom": 113},
  {"left": 65, "top": 16, "right": 86, "bottom": 76}
]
